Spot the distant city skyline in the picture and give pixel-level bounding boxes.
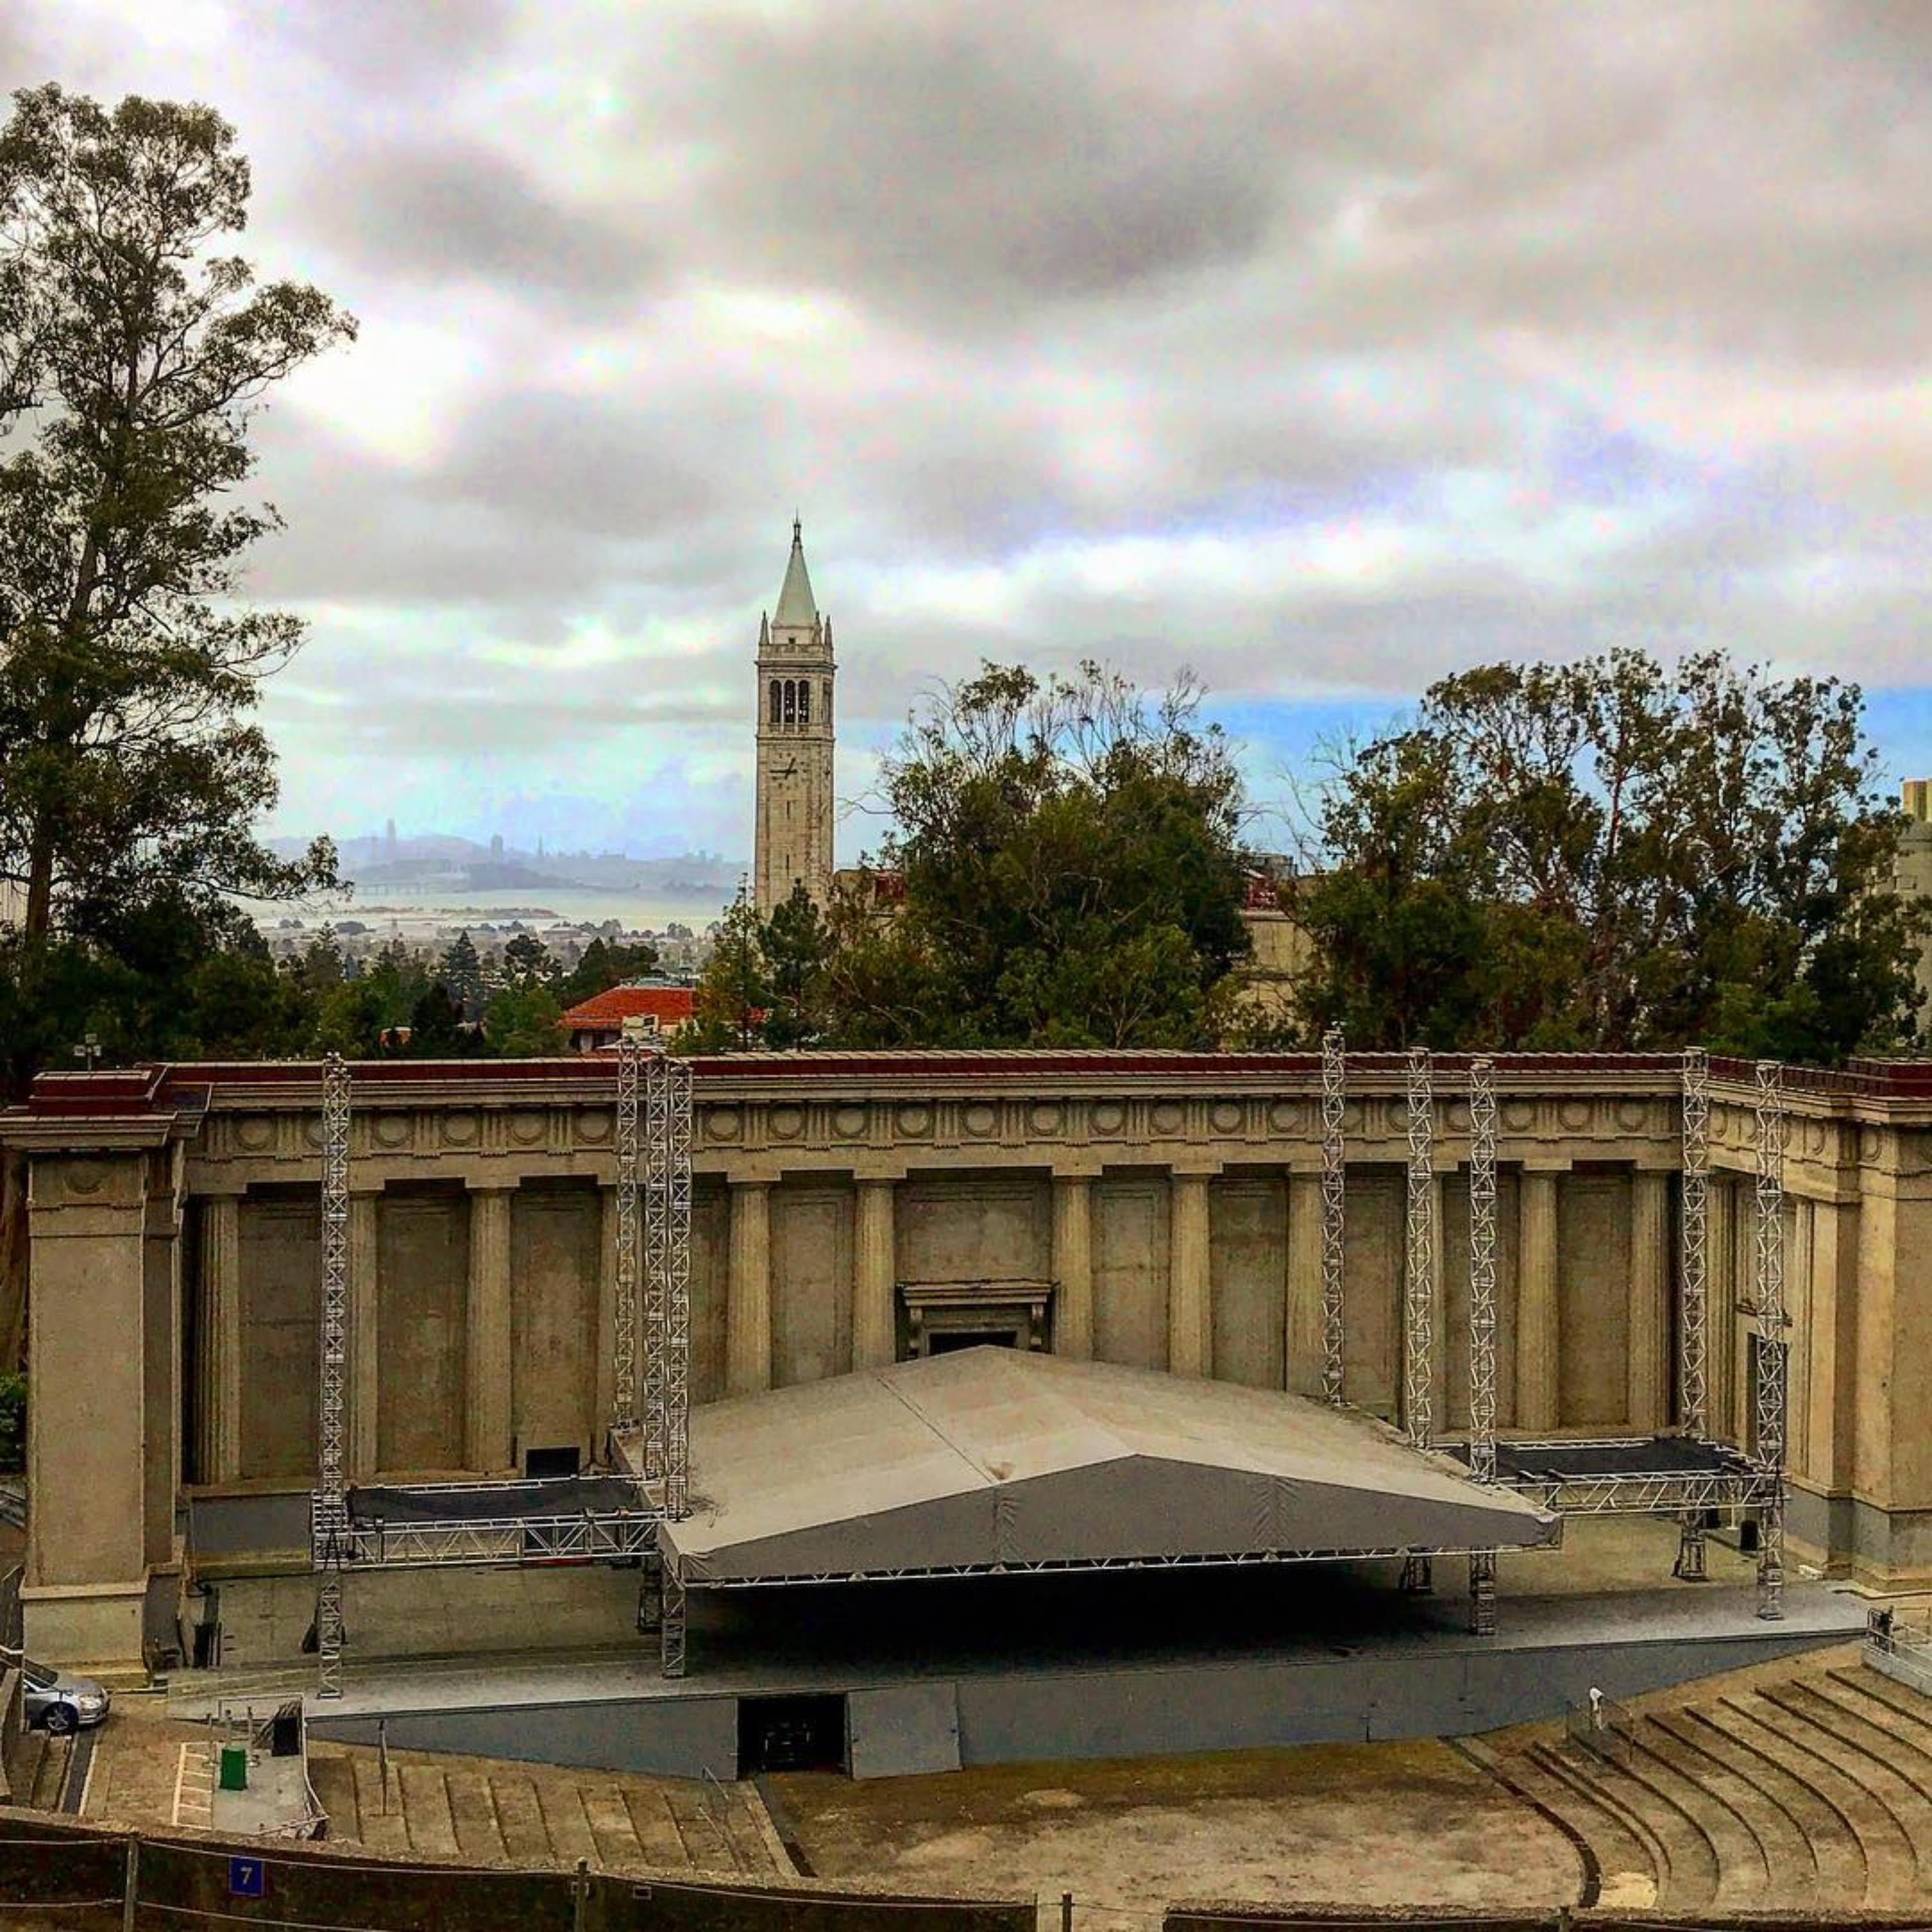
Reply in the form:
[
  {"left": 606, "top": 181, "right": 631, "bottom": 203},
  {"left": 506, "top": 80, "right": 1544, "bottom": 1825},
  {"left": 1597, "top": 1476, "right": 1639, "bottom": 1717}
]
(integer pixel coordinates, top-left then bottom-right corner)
[{"left": 7, "top": 4, "right": 1927, "bottom": 862}]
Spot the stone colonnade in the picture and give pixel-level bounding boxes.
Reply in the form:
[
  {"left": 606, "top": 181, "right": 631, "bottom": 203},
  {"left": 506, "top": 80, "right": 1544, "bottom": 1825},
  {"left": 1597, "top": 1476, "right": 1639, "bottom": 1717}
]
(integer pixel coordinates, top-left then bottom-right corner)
[{"left": 10, "top": 1052, "right": 1932, "bottom": 1665}]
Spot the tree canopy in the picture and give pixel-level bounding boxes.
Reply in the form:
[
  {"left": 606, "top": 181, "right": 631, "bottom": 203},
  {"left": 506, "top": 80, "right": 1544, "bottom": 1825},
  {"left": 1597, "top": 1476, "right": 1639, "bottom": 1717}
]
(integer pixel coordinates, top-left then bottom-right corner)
[
  {"left": 1294, "top": 649, "right": 1924, "bottom": 1062},
  {"left": 816, "top": 662, "right": 1250, "bottom": 1049}
]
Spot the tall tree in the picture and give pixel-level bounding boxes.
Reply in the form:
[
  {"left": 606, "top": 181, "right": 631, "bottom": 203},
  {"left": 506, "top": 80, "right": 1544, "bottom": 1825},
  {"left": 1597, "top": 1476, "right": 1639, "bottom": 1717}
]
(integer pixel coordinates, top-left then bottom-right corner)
[
  {"left": 1296, "top": 649, "right": 1925, "bottom": 1062},
  {"left": 437, "top": 930, "right": 485, "bottom": 1021},
  {"left": 821, "top": 662, "right": 1250, "bottom": 1048},
  {"left": 687, "top": 892, "right": 770, "bottom": 1052},
  {"left": 760, "top": 882, "right": 831, "bottom": 1049},
  {"left": 0, "top": 85, "right": 355, "bottom": 944}
]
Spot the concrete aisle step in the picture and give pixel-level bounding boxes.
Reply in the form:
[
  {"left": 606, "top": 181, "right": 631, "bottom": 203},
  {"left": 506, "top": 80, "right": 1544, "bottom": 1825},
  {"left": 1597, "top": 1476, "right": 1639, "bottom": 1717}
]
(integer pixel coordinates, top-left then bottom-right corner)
[
  {"left": 531, "top": 1780, "right": 601, "bottom": 1866},
  {"left": 27, "top": 1734, "right": 72, "bottom": 1812},
  {"left": 579, "top": 1784, "right": 646, "bottom": 1871},
  {"left": 1627, "top": 1717, "right": 1780, "bottom": 1903},
  {"left": 395, "top": 1763, "right": 462, "bottom": 1860},
  {"left": 724, "top": 1785, "right": 783, "bottom": 1874},
  {"left": 1711, "top": 1697, "right": 1914, "bottom": 1905},
  {"left": 1575, "top": 1738, "right": 1720, "bottom": 1908},
  {"left": 666, "top": 1786, "right": 734, "bottom": 1871},
  {"left": 345, "top": 1755, "right": 411, "bottom": 1857},
  {"left": 1520, "top": 1742, "right": 1672, "bottom": 1902},
  {"left": 1826, "top": 1665, "right": 1932, "bottom": 1746},
  {"left": 618, "top": 1788, "right": 692, "bottom": 1870},
  {"left": 306, "top": 1754, "right": 359, "bottom": 1839},
  {"left": 1761, "top": 1683, "right": 1932, "bottom": 1884},
  {"left": 487, "top": 1776, "right": 555, "bottom": 1866},
  {"left": 1647, "top": 1710, "right": 1821, "bottom": 1898},
  {"left": 1468, "top": 1737, "right": 1657, "bottom": 1905},
  {"left": 442, "top": 1769, "right": 510, "bottom": 1864}
]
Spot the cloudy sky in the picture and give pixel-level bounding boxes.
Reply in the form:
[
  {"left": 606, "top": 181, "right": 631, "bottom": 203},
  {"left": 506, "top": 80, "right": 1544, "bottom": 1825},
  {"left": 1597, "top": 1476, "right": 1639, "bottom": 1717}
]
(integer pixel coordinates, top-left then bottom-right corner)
[{"left": 6, "top": 1, "right": 1928, "bottom": 861}]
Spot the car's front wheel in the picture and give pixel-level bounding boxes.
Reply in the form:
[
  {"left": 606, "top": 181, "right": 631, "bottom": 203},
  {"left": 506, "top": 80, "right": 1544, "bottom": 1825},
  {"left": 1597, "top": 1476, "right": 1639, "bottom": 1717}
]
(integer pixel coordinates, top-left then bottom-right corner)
[{"left": 42, "top": 1703, "right": 76, "bottom": 1736}]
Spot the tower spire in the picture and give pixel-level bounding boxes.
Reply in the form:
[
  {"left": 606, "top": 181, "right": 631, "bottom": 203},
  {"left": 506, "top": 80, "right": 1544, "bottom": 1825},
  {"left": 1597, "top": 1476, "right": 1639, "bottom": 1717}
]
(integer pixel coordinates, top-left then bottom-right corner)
[{"left": 773, "top": 515, "right": 818, "bottom": 630}]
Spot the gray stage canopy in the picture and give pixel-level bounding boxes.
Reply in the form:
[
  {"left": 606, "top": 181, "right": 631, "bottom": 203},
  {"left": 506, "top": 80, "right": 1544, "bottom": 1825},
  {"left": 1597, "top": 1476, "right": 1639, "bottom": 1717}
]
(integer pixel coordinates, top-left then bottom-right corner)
[{"left": 662, "top": 1347, "right": 1559, "bottom": 1586}]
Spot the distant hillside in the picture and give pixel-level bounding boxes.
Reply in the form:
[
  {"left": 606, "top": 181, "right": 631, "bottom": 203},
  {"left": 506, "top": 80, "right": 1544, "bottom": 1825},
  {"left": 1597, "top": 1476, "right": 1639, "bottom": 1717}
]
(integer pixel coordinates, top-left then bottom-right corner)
[{"left": 267, "top": 835, "right": 745, "bottom": 897}]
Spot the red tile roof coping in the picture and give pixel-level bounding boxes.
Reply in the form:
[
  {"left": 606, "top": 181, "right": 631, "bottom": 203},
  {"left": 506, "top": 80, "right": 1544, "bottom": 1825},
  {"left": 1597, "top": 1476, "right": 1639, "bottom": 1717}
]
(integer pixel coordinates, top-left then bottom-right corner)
[{"left": 559, "top": 985, "right": 697, "bottom": 1029}]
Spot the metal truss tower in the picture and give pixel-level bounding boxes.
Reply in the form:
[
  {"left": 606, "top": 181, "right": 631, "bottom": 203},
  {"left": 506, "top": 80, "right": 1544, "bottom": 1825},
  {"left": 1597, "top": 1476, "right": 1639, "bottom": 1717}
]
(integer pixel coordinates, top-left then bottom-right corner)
[
  {"left": 1679, "top": 1048, "right": 1711, "bottom": 1439},
  {"left": 1466, "top": 1057, "right": 1500, "bottom": 1634},
  {"left": 1320, "top": 1028, "right": 1347, "bottom": 1407},
  {"left": 611, "top": 1034, "right": 641, "bottom": 1447},
  {"left": 1403, "top": 1049, "right": 1435, "bottom": 1452},
  {"left": 313, "top": 1054, "right": 351, "bottom": 1699},
  {"left": 643, "top": 1051, "right": 695, "bottom": 1516},
  {"left": 1751, "top": 1059, "right": 1789, "bottom": 1621}
]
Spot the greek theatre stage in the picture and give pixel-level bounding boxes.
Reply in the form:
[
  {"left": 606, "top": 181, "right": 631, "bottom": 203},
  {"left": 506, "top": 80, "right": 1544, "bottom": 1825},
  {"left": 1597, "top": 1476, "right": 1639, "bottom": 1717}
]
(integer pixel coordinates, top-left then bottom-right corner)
[{"left": 660, "top": 1347, "right": 1560, "bottom": 1587}]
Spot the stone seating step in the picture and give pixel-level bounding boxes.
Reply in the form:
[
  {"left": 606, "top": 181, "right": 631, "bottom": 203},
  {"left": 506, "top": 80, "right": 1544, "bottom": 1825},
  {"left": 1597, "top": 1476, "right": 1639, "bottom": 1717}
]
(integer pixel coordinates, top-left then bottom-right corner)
[
  {"left": 1517, "top": 1740, "right": 1675, "bottom": 1904},
  {"left": 1627, "top": 1713, "right": 1782, "bottom": 1903}
]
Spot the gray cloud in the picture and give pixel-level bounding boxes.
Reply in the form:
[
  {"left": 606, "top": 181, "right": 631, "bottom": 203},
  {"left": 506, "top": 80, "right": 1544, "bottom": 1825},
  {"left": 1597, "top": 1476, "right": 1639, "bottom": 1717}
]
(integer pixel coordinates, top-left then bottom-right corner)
[{"left": 6, "top": 0, "right": 1929, "bottom": 856}]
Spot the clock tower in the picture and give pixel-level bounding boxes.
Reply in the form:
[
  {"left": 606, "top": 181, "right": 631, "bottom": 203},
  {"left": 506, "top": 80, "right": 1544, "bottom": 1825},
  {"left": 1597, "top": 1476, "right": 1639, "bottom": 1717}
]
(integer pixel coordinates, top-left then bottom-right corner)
[{"left": 752, "top": 518, "right": 836, "bottom": 915}]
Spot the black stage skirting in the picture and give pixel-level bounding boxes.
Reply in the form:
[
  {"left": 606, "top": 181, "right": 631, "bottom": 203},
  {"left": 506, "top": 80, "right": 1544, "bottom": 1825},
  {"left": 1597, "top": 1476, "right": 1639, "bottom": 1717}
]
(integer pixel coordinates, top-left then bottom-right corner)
[
  {"left": 1457, "top": 1435, "right": 1745, "bottom": 1482},
  {"left": 348, "top": 1477, "right": 649, "bottom": 1525}
]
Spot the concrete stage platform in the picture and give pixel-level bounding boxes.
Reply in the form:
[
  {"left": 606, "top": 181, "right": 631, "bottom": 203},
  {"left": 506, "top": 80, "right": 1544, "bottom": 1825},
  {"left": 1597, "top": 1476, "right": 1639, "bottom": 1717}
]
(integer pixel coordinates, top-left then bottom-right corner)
[{"left": 255, "top": 1535, "right": 1868, "bottom": 1782}]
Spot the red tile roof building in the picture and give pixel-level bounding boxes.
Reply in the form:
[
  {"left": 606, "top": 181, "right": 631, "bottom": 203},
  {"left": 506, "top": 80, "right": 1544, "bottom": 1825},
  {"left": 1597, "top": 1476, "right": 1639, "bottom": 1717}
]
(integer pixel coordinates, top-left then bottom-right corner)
[{"left": 558, "top": 985, "right": 696, "bottom": 1052}]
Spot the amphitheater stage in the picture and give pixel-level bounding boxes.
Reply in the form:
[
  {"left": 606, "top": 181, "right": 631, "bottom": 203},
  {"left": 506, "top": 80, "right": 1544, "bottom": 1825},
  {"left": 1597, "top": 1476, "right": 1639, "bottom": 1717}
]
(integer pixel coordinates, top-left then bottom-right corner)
[{"left": 292, "top": 1540, "right": 1867, "bottom": 1782}]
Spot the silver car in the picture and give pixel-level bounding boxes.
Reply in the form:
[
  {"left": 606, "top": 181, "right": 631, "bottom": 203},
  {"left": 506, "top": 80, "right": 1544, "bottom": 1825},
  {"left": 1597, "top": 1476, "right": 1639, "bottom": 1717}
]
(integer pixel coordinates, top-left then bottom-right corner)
[{"left": 22, "top": 1659, "right": 110, "bottom": 1733}]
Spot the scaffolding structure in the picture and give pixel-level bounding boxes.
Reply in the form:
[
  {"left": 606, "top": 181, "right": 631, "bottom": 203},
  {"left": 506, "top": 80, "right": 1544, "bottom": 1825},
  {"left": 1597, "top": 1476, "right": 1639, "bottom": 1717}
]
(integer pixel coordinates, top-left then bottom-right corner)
[
  {"left": 611, "top": 1035, "right": 642, "bottom": 1443},
  {"left": 1466, "top": 1057, "right": 1500, "bottom": 1633},
  {"left": 1319, "top": 1028, "right": 1346, "bottom": 1407},
  {"left": 309, "top": 1043, "right": 697, "bottom": 1699},
  {"left": 1678, "top": 1049, "right": 1711, "bottom": 1440},
  {"left": 1403, "top": 1049, "right": 1435, "bottom": 1452},
  {"left": 1749, "top": 1059, "right": 1789, "bottom": 1621},
  {"left": 311, "top": 1055, "right": 351, "bottom": 1699}
]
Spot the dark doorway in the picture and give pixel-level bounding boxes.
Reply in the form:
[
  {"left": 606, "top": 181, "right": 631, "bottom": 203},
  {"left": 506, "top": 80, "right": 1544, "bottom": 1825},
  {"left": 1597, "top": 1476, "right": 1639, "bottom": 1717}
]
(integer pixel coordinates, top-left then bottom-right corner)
[
  {"left": 928, "top": 1330, "right": 1017, "bottom": 1355},
  {"left": 525, "top": 1445, "right": 581, "bottom": 1479},
  {"left": 738, "top": 1694, "right": 847, "bottom": 1774}
]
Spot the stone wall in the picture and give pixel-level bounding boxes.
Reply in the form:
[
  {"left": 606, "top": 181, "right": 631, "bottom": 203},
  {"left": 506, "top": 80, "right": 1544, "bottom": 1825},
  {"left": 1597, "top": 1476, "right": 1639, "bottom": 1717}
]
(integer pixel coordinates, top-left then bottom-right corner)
[{"left": 9, "top": 1051, "right": 1932, "bottom": 1664}]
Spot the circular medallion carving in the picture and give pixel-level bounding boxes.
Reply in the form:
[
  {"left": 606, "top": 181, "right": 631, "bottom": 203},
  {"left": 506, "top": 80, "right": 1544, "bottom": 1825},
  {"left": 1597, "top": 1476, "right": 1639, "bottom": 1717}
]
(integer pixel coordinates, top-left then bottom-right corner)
[
  {"left": 769, "top": 1105, "right": 804, "bottom": 1141},
  {"left": 895, "top": 1104, "right": 933, "bottom": 1137},
  {"left": 509, "top": 1110, "right": 545, "bottom": 1147},
  {"left": 1558, "top": 1100, "right": 1591, "bottom": 1133},
  {"left": 1501, "top": 1101, "right": 1535, "bottom": 1134},
  {"left": 1210, "top": 1102, "right": 1243, "bottom": 1134},
  {"left": 1151, "top": 1101, "right": 1184, "bottom": 1136},
  {"left": 1268, "top": 1101, "right": 1300, "bottom": 1135},
  {"left": 302, "top": 1118, "right": 324, "bottom": 1149},
  {"left": 1029, "top": 1102, "right": 1064, "bottom": 1137},
  {"left": 373, "top": 1112, "right": 409, "bottom": 1149},
  {"left": 964, "top": 1103, "right": 998, "bottom": 1137},
  {"left": 1617, "top": 1101, "right": 1650, "bottom": 1133},
  {"left": 578, "top": 1108, "right": 612, "bottom": 1145},
  {"left": 834, "top": 1105, "right": 868, "bottom": 1139},
  {"left": 63, "top": 1159, "right": 103, "bottom": 1197},
  {"left": 235, "top": 1116, "right": 275, "bottom": 1153},
  {"left": 705, "top": 1106, "right": 742, "bottom": 1142},
  {"left": 442, "top": 1111, "right": 479, "bottom": 1147},
  {"left": 1093, "top": 1101, "right": 1126, "bottom": 1135}
]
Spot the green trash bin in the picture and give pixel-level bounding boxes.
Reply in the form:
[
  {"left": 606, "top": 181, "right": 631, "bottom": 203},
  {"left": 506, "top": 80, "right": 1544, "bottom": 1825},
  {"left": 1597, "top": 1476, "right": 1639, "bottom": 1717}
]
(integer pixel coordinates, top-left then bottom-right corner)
[{"left": 218, "top": 1743, "right": 248, "bottom": 1792}]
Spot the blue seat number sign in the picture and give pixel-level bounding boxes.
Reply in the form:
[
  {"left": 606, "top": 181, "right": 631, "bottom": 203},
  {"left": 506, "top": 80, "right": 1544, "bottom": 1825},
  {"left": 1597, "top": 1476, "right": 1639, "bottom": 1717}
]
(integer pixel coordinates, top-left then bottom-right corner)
[{"left": 228, "top": 1857, "right": 266, "bottom": 1898}]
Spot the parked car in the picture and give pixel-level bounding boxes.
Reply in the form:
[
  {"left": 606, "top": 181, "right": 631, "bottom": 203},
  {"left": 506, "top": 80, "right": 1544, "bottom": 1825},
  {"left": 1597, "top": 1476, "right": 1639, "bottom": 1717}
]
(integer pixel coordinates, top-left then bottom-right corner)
[{"left": 22, "top": 1660, "right": 110, "bottom": 1734}]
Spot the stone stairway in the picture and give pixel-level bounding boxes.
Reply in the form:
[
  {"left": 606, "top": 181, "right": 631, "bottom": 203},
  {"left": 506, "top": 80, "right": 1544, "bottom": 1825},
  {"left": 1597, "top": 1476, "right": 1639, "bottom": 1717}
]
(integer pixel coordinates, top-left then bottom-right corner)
[
  {"left": 8, "top": 1728, "right": 74, "bottom": 1812},
  {"left": 1465, "top": 1655, "right": 1932, "bottom": 1913}
]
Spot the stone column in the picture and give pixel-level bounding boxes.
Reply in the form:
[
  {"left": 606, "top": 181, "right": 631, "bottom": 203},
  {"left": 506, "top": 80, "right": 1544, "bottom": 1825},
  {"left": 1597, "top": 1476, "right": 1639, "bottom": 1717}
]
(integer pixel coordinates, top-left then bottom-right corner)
[
  {"left": 1052, "top": 1174, "right": 1094, "bottom": 1360},
  {"left": 853, "top": 1178, "right": 898, "bottom": 1369},
  {"left": 1285, "top": 1173, "right": 1326, "bottom": 1398},
  {"left": 142, "top": 1154, "right": 184, "bottom": 1569},
  {"left": 1169, "top": 1168, "right": 1213, "bottom": 1377},
  {"left": 197, "top": 1194, "right": 242, "bottom": 1485},
  {"left": 1516, "top": 1167, "right": 1562, "bottom": 1431},
  {"left": 23, "top": 1148, "right": 153, "bottom": 1666},
  {"left": 347, "top": 1193, "right": 381, "bottom": 1480},
  {"left": 1628, "top": 1169, "right": 1670, "bottom": 1432},
  {"left": 465, "top": 1187, "right": 514, "bottom": 1473},
  {"left": 727, "top": 1179, "right": 772, "bottom": 1395}
]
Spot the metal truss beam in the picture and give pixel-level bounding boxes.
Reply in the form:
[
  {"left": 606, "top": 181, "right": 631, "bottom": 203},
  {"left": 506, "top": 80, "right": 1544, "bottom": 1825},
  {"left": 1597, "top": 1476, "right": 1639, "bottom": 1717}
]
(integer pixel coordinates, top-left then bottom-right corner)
[
  {"left": 1320, "top": 1028, "right": 1347, "bottom": 1407},
  {"left": 688, "top": 1538, "right": 1557, "bottom": 1591},
  {"left": 1403, "top": 1049, "right": 1435, "bottom": 1450},
  {"left": 335, "top": 1512, "right": 661, "bottom": 1569},
  {"left": 663, "top": 1056, "right": 694, "bottom": 1518},
  {"left": 1679, "top": 1048, "right": 1711, "bottom": 1439},
  {"left": 660, "top": 1563, "right": 687, "bottom": 1678},
  {"left": 313, "top": 1054, "right": 351, "bottom": 1699},
  {"left": 1752, "top": 1058, "right": 1789, "bottom": 1621}
]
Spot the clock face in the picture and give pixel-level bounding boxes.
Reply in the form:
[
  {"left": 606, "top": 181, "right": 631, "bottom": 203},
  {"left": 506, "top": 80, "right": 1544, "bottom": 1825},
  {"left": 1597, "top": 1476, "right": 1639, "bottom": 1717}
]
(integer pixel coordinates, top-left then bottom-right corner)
[{"left": 777, "top": 757, "right": 798, "bottom": 779}]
